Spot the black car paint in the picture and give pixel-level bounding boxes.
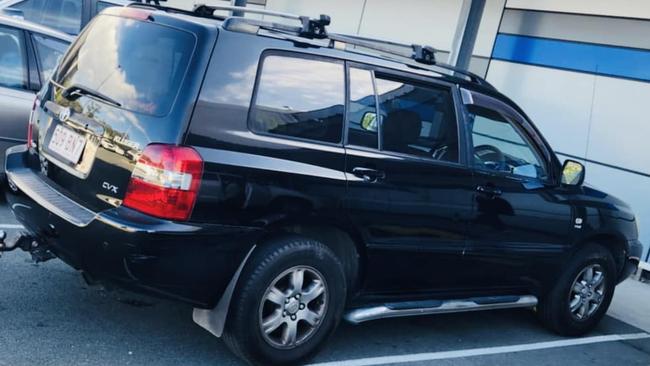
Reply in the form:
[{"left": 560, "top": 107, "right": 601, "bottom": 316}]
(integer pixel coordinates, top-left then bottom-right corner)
[{"left": 5, "top": 7, "right": 642, "bottom": 309}]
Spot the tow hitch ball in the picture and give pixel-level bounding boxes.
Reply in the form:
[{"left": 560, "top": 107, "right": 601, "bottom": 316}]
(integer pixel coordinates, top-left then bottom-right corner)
[{"left": 0, "top": 230, "right": 54, "bottom": 263}]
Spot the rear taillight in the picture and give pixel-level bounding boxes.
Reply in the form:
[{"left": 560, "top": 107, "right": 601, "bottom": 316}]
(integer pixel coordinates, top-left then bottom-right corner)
[
  {"left": 27, "top": 97, "right": 38, "bottom": 150},
  {"left": 123, "top": 144, "right": 203, "bottom": 221}
]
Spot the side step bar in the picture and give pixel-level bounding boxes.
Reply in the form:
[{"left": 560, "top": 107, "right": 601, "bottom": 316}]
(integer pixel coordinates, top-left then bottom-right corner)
[{"left": 344, "top": 295, "right": 538, "bottom": 324}]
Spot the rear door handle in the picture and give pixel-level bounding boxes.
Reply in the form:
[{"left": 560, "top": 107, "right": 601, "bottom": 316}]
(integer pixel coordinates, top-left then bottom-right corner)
[
  {"left": 352, "top": 167, "right": 385, "bottom": 183},
  {"left": 476, "top": 185, "right": 502, "bottom": 197}
]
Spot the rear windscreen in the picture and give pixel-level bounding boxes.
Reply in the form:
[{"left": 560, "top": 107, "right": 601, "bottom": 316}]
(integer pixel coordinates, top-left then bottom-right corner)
[{"left": 55, "top": 15, "right": 195, "bottom": 116}]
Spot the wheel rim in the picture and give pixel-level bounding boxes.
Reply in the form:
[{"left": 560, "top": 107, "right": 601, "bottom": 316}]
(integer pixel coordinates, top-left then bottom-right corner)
[
  {"left": 258, "top": 266, "right": 328, "bottom": 349},
  {"left": 568, "top": 264, "right": 606, "bottom": 321}
]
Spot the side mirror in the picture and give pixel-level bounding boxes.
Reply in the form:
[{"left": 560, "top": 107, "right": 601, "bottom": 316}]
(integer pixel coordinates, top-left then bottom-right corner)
[
  {"left": 561, "top": 160, "right": 585, "bottom": 186},
  {"left": 361, "top": 112, "right": 378, "bottom": 132}
]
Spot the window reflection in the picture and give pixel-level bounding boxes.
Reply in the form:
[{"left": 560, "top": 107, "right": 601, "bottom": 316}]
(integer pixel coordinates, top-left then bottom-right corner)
[
  {"left": 56, "top": 16, "right": 195, "bottom": 116},
  {"left": 250, "top": 55, "right": 344, "bottom": 143},
  {"left": 0, "top": 26, "right": 26, "bottom": 89}
]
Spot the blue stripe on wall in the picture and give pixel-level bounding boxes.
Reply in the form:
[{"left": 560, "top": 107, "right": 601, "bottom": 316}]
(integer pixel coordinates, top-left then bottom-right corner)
[{"left": 492, "top": 33, "right": 650, "bottom": 82}]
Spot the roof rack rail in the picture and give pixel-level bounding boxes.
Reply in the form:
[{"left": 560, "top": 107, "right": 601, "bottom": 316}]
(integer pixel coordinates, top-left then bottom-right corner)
[
  {"left": 193, "top": 4, "right": 331, "bottom": 38},
  {"left": 127, "top": 1, "right": 221, "bottom": 20},
  {"left": 126, "top": 3, "right": 492, "bottom": 88},
  {"left": 327, "top": 33, "right": 491, "bottom": 87}
]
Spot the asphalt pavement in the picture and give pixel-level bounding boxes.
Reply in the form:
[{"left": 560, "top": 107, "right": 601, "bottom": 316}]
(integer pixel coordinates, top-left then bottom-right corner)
[{"left": 0, "top": 204, "right": 649, "bottom": 366}]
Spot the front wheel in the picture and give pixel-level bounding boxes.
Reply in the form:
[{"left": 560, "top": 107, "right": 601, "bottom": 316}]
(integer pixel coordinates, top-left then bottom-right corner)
[
  {"left": 537, "top": 243, "right": 617, "bottom": 336},
  {"left": 223, "top": 235, "right": 346, "bottom": 365}
]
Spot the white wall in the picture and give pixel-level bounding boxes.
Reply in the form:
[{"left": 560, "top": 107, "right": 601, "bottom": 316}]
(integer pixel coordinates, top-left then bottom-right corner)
[
  {"left": 506, "top": 0, "right": 650, "bottom": 20},
  {"left": 267, "top": 0, "right": 505, "bottom": 57}
]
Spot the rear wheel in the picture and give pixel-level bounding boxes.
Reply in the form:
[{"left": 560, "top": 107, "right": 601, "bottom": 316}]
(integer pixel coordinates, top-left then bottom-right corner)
[
  {"left": 223, "top": 236, "right": 346, "bottom": 365},
  {"left": 537, "top": 244, "right": 617, "bottom": 336}
]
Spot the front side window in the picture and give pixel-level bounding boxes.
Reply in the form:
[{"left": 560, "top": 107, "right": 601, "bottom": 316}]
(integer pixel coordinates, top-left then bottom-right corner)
[
  {"left": 32, "top": 34, "right": 68, "bottom": 83},
  {"left": 250, "top": 55, "right": 345, "bottom": 144},
  {"left": 375, "top": 75, "right": 459, "bottom": 163},
  {"left": 0, "top": 26, "right": 27, "bottom": 89},
  {"left": 468, "top": 103, "right": 547, "bottom": 180},
  {"left": 13, "top": 0, "right": 82, "bottom": 35}
]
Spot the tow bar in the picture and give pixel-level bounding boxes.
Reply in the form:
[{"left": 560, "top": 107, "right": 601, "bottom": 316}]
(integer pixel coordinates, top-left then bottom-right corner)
[{"left": 0, "top": 230, "right": 55, "bottom": 263}]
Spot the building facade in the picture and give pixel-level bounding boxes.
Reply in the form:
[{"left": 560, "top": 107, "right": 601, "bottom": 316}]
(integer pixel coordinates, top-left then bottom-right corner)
[{"left": 166, "top": 0, "right": 650, "bottom": 260}]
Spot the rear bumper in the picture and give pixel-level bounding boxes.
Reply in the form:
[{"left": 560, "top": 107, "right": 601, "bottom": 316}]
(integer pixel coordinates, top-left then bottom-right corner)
[{"left": 5, "top": 145, "right": 260, "bottom": 308}]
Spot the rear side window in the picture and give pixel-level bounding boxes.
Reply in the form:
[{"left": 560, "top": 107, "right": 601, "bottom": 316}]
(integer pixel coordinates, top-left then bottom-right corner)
[
  {"left": 32, "top": 34, "right": 68, "bottom": 83},
  {"left": 375, "top": 76, "right": 459, "bottom": 163},
  {"left": 13, "top": 0, "right": 82, "bottom": 35},
  {"left": 55, "top": 15, "right": 195, "bottom": 116},
  {"left": 249, "top": 54, "right": 345, "bottom": 144},
  {"left": 0, "top": 26, "right": 27, "bottom": 89}
]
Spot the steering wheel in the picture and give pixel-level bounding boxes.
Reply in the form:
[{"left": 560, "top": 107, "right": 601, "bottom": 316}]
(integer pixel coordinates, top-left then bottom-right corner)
[{"left": 474, "top": 144, "right": 506, "bottom": 171}]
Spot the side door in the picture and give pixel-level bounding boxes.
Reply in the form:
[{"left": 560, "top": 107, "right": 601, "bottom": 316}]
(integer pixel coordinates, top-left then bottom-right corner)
[
  {"left": 344, "top": 65, "right": 475, "bottom": 296},
  {"left": 0, "top": 25, "right": 35, "bottom": 166},
  {"left": 461, "top": 89, "right": 572, "bottom": 291}
]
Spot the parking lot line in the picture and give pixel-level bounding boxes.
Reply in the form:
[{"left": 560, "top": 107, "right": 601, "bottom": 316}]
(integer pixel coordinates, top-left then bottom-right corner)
[{"left": 308, "top": 332, "right": 650, "bottom": 366}]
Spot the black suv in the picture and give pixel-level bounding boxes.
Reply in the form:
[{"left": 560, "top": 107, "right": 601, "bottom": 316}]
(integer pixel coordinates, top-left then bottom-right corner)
[{"left": 2, "top": 4, "right": 642, "bottom": 365}]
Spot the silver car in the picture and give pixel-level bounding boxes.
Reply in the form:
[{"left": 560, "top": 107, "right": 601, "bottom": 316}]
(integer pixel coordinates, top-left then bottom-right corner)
[
  {"left": 0, "top": 14, "right": 72, "bottom": 176},
  {"left": 0, "top": 0, "right": 129, "bottom": 35}
]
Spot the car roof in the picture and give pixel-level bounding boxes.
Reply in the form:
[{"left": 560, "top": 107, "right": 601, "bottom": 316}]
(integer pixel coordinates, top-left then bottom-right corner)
[{"left": 0, "top": 13, "right": 74, "bottom": 41}]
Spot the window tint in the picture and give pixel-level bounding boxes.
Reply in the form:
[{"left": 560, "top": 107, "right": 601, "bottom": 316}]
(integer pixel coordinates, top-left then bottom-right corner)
[
  {"left": 0, "top": 26, "right": 27, "bottom": 89},
  {"left": 347, "top": 67, "right": 378, "bottom": 148},
  {"left": 250, "top": 55, "right": 344, "bottom": 144},
  {"left": 375, "top": 76, "right": 459, "bottom": 162},
  {"left": 32, "top": 34, "right": 68, "bottom": 83},
  {"left": 14, "top": 0, "right": 82, "bottom": 35},
  {"left": 56, "top": 15, "right": 195, "bottom": 116},
  {"left": 468, "top": 104, "right": 547, "bottom": 179}
]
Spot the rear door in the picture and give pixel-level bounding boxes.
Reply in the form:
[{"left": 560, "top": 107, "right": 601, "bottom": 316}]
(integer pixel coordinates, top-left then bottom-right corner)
[
  {"left": 0, "top": 25, "right": 34, "bottom": 167},
  {"left": 344, "top": 65, "right": 474, "bottom": 296},
  {"left": 34, "top": 12, "right": 211, "bottom": 212}
]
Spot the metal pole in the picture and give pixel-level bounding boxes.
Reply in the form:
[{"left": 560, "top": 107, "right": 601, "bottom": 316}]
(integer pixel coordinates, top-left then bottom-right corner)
[
  {"left": 448, "top": 0, "right": 486, "bottom": 72},
  {"left": 232, "top": 0, "right": 248, "bottom": 17}
]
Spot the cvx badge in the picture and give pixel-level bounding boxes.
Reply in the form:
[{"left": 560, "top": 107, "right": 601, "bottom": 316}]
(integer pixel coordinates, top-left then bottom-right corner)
[{"left": 102, "top": 181, "right": 119, "bottom": 194}]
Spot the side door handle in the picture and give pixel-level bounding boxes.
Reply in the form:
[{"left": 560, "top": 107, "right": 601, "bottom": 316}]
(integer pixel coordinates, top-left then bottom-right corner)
[
  {"left": 352, "top": 167, "right": 386, "bottom": 183},
  {"left": 476, "top": 185, "right": 502, "bottom": 198}
]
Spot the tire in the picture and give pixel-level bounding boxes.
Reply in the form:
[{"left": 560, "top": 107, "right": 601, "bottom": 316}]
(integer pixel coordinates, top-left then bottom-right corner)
[
  {"left": 537, "top": 243, "right": 617, "bottom": 336},
  {"left": 223, "top": 235, "right": 347, "bottom": 365}
]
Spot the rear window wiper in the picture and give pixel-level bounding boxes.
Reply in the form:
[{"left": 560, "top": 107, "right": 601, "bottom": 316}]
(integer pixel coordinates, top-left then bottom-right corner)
[{"left": 62, "top": 84, "right": 122, "bottom": 108}]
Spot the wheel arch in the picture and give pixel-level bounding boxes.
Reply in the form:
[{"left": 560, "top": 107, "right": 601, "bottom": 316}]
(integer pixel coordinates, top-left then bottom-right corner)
[
  {"left": 257, "top": 222, "right": 366, "bottom": 298},
  {"left": 577, "top": 232, "right": 627, "bottom": 276}
]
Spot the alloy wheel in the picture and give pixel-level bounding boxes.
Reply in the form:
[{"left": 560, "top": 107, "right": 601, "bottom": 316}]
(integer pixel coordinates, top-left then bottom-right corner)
[
  {"left": 258, "top": 266, "right": 328, "bottom": 349},
  {"left": 568, "top": 264, "right": 606, "bottom": 321}
]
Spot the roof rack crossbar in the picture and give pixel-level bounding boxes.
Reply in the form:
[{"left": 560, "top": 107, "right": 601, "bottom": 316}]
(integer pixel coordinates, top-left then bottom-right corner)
[{"left": 193, "top": 4, "right": 330, "bottom": 38}]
